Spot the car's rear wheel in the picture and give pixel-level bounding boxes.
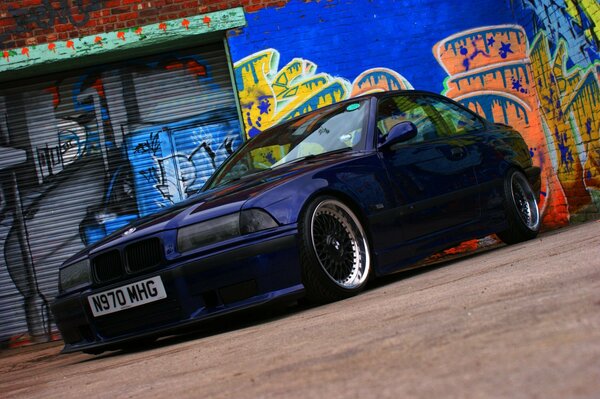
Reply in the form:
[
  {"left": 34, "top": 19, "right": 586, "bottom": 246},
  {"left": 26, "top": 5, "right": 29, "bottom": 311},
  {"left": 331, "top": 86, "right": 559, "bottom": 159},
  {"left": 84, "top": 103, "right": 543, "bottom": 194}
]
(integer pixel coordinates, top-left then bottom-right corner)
[
  {"left": 497, "top": 169, "right": 540, "bottom": 244},
  {"left": 299, "top": 196, "right": 371, "bottom": 303}
]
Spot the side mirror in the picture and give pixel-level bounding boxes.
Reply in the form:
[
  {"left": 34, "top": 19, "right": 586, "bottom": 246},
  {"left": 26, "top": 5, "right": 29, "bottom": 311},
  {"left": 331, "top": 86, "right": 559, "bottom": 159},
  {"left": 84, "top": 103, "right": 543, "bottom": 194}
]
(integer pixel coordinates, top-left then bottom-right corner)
[{"left": 378, "top": 121, "right": 417, "bottom": 150}]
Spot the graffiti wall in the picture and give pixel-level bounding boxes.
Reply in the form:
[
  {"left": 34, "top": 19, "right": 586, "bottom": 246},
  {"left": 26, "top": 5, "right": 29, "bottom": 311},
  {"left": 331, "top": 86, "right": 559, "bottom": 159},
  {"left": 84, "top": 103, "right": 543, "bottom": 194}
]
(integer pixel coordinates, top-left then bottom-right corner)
[
  {"left": 0, "top": 45, "right": 242, "bottom": 342},
  {"left": 0, "top": 0, "right": 598, "bottom": 344},
  {"left": 228, "top": 0, "right": 599, "bottom": 226},
  {"left": 233, "top": 49, "right": 412, "bottom": 137}
]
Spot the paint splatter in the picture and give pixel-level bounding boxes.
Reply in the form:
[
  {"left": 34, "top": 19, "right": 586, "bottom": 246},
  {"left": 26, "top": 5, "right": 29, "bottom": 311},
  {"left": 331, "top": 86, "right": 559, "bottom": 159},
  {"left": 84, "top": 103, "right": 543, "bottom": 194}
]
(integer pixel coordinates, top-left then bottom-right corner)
[
  {"left": 499, "top": 42, "right": 513, "bottom": 58},
  {"left": 258, "top": 98, "right": 271, "bottom": 114}
]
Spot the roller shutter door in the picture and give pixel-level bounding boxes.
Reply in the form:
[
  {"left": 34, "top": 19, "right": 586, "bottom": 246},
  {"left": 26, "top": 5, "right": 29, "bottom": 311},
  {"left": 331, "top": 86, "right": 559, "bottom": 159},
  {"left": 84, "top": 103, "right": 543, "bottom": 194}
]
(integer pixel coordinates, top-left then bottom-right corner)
[{"left": 0, "top": 42, "right": 243, "bottom": 342}]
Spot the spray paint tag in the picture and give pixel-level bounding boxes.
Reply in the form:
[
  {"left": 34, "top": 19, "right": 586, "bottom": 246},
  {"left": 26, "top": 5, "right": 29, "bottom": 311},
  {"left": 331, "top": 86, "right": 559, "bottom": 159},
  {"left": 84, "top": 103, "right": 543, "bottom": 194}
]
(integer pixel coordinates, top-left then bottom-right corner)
[{"left": 346, "top": 103, "right": 360, "bottom": 111}]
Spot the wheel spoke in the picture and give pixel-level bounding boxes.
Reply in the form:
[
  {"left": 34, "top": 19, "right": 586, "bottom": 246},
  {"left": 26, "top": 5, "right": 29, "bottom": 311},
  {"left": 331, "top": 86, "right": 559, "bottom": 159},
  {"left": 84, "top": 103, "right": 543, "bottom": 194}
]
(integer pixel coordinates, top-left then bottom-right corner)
[
  {"left": 511, "top": 173, "right": 539, "bottom": 230},
  {"left": 310, "top": 200, "right": 370, "bottom": 289}
]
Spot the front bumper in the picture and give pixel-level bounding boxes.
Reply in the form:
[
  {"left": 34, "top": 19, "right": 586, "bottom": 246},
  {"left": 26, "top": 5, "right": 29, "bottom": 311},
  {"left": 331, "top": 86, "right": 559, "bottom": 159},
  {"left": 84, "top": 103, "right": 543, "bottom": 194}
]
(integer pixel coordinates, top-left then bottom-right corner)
[{"left": 51, "top": 231, "right": 303, "bottom": 353}]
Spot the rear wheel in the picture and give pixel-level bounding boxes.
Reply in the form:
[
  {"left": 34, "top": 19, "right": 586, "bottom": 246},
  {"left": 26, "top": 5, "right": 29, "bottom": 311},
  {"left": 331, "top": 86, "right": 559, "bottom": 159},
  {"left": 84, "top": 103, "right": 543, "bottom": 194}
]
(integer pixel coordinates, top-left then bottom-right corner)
[
  {"left": 497, "top": 169, "right": 540, "bottom": 244},
  {"left": 299, "top": 197, "right": 371, "bottom": 303}
]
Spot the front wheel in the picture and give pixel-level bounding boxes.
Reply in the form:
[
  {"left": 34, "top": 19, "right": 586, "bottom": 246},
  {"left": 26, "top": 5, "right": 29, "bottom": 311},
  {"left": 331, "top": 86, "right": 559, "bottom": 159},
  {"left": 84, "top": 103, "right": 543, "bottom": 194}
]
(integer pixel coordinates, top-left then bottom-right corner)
[
  {"left": 497, "top": 169, "right": 540, "bottom": 244},
  {"left": 299, "top": 197, "right": 372, "bottom": 303}
]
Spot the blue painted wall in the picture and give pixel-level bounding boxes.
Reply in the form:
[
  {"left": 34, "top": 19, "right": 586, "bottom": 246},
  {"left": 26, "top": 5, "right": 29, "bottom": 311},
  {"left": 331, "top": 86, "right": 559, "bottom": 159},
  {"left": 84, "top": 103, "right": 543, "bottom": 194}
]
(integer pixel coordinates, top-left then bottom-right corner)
[{"left": 228, "top": 0, "right": 533, "bottom": 93}]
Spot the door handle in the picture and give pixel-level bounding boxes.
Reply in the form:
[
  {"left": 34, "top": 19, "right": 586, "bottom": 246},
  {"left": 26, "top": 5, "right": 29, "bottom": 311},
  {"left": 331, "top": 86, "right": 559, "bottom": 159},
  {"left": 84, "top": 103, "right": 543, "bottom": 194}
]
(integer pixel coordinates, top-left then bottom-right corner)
[{"left": 450, "top": 146, "right": 466, "bottom": 159}]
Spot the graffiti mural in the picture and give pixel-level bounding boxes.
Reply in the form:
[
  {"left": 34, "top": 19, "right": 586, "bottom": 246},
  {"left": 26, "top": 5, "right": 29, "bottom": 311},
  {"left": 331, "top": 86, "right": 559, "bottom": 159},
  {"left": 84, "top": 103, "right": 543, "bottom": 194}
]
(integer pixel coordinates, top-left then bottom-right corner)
[
  {"left": 1, "top": 0, "right": 107, "bottom": 49},
  {"left": 435, "top": 21, "right": 600, "bottom": 225},
  {"left": 0, "top": 46, "right": 243, "bottom": 342},
  {"left": 519, "top": 0, "right": 599, "bottom": 65},
  {"left": 233, "top": 49, "right": 412, "bottom": 138},
  {"left": 229, "top": 0, "right": 598, "bottom": 242}
]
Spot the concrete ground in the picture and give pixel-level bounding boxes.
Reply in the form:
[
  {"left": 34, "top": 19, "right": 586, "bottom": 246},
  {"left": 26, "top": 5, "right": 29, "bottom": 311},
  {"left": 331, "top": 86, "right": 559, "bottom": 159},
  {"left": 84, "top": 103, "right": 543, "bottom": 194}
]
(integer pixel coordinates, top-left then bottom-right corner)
[{"left": 1, "top": 221, "right": 599, "bottom": 398}]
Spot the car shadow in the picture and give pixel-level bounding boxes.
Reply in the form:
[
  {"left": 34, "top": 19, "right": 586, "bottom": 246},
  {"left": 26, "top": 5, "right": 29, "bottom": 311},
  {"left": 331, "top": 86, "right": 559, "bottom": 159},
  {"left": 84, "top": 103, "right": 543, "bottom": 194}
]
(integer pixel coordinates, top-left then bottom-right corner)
[{"left": 82, "top": 242, "right": 506, "bottom": 360}]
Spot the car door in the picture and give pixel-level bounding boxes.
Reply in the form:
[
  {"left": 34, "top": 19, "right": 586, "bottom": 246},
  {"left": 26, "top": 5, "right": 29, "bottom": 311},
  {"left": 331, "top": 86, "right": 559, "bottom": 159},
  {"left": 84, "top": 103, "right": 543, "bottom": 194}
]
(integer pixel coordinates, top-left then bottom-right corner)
[
  {"left": 431, "top": 96, "right": 515, "bottom": 224},
  {"left": 377, "top": 93, "right": 481, "bottom": 242}
]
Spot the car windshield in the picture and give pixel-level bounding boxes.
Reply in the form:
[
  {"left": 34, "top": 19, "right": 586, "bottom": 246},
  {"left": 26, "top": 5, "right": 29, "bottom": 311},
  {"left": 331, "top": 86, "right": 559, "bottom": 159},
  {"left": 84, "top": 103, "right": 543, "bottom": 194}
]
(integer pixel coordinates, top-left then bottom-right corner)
[{"left": 204, "top": 99, "right": 370, "bottom": 190}]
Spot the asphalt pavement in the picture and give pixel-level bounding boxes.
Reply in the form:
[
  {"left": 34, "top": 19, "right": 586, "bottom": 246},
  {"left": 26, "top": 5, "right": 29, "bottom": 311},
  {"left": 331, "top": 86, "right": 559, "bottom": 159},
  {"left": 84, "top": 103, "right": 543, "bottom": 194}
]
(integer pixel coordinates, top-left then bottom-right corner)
[{"left": 1, "top": 221, "right": 599, "bottom": 398}]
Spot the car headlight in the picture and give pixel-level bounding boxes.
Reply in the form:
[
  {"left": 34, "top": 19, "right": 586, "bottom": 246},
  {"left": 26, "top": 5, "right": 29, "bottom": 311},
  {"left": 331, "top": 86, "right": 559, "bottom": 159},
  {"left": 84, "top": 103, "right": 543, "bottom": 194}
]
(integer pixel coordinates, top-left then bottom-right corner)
[
  {"left": 177, "top": 209, "right": 278, "bottom": 253},
  {"left": 59, "top": 259, "right": 91, "bottom": 293}
]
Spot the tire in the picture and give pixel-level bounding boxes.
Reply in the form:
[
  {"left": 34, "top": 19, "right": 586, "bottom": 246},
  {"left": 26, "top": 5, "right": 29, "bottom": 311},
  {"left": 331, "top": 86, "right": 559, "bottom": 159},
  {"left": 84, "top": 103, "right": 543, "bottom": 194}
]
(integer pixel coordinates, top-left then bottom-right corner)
[
  {"left": 497, "top": 169, "right": 541, "bottom": 244},
  {"left": 298, "top": 196, "right": 372, "bottom": 303}
]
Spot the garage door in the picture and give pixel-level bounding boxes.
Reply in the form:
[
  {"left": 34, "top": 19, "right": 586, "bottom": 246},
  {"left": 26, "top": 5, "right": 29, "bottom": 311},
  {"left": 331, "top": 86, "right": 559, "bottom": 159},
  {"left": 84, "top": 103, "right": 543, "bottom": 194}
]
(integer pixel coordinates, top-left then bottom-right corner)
[{"left": 0, "top": 42, "right": 243, "bottom": 342}]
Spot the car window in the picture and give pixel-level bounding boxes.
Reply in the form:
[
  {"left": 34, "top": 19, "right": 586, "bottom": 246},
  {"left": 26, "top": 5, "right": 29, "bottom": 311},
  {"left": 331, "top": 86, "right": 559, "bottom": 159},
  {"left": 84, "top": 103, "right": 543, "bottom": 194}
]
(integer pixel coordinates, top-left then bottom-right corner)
[
  {"left": 429, "top": 98, "right": 485, "bottom": 135},
  {"left": 204, "top": 100, "right": 369, "bottom": 189},
  {"left": 376, "top": 95, "right": 445, "bottom": 144}
]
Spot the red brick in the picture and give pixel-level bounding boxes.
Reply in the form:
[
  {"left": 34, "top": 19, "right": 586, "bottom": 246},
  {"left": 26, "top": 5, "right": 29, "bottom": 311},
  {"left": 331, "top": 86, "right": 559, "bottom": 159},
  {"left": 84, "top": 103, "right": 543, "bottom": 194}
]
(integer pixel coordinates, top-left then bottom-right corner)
[
  {"left": 31, "top": 28, "right": 48, "bottom": 36},
  {"left": 111, "top": 6, "right": 131, "bottom": 14},
  {"left": 21, "top": 0, "right": 43, "bottom": 6},
  {"left": 54, "top": 23, "right": 72, "bottom": 33},
  {"left": 70, "top": 13, "right": 88, "bottom": 25},
  {"left": 245, "top": 4, "right": 261, "bottom": 12},
  {"left": 139, "top": 8, "right": 158, "bottom": 17},
  {"left": 101, "top": 16, "right": 118, "bottom": 24},
  {"left": 118, "top": 12, "right": 139, "bottom": 21},
  {"left": 89, "top": 10, "right": 103, "bottom": 19},
  {"left": 161, "top": 5, "right": 182, "bottom": 12},
  {"left": 0, "top": 18, "right": 14, "bottom": 27}
]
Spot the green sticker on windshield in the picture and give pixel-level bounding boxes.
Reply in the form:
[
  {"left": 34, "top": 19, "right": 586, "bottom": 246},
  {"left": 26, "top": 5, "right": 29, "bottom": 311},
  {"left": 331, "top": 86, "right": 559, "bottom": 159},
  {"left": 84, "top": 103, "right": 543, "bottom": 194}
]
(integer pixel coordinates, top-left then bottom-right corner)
[{"left": 346, "top": 103, "right": 360, "bottom": 111}]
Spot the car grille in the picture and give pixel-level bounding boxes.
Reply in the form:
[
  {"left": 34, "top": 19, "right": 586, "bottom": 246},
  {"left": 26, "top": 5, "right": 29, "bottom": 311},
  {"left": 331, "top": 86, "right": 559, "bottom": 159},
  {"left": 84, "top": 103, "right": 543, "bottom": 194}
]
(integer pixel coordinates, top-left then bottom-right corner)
[
  {"left": 126, "top": 238, "right": 162, "bottom": 273},
  {"left": 93, "top": 250, "right": 123, "bottom": 282},
  {"left": 92, "top": 238, "right": 164, "bottom": 284}
]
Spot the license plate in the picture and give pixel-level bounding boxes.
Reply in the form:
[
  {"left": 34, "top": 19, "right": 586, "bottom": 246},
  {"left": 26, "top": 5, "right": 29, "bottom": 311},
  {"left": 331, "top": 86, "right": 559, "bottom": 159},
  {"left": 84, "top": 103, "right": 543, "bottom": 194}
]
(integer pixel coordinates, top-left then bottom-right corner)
[{"left": 88, "top": 276, "right": 167, "bottom": 317}]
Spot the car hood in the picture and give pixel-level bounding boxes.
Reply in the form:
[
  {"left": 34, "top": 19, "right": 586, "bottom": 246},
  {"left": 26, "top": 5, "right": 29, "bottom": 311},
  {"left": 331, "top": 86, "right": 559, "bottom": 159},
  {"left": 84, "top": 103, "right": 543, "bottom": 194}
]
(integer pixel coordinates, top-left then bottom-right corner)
[{"left": 78, "top": 151, "right": 360, "bottom": 258}]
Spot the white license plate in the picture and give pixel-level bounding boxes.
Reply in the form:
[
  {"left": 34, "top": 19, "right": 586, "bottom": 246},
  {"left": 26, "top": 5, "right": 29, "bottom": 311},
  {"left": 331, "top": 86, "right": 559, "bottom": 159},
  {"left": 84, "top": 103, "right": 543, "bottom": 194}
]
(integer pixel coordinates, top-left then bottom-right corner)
[{"left": 88, "top": 276, "right": 167, "bottom": 317}]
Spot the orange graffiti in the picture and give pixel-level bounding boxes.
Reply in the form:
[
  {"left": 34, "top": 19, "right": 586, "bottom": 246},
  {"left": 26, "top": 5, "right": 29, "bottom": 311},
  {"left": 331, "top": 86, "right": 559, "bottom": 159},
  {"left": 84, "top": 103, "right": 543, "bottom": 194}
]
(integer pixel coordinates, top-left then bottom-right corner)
[{"left": 434, "top": 25, "right": 571, "bottom": 228}]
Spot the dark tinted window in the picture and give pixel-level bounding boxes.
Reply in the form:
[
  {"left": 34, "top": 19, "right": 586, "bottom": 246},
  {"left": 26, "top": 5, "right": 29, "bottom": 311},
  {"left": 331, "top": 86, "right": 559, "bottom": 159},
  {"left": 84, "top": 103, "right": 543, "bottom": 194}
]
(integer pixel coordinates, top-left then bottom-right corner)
[
  {"left": 376, "top": 95, "right": 446, "bottom": 144},
  {"left": 432, "top": 98, "right": 485, "bottom": 134},
  {"left": 377, "top": 94, "right": 485, "bottom": 145},
  {"left": 205, "top": 100, "right": 369, "bottom": 189}
]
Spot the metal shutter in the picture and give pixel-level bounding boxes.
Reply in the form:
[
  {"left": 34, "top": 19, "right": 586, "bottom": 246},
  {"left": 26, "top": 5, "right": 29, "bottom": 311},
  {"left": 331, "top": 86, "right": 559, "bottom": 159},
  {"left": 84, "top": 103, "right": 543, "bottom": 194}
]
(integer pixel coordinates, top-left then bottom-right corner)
[{"left": 0, "top": 41, "right": 243, "bottom": 342}]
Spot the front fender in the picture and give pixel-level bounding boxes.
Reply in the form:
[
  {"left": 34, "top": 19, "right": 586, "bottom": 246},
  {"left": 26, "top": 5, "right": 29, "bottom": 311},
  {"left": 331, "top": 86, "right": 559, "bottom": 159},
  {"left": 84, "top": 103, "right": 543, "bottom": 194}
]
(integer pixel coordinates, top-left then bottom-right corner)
[{"left": 243, "top": 154, "right": 394, "bottom": 226}]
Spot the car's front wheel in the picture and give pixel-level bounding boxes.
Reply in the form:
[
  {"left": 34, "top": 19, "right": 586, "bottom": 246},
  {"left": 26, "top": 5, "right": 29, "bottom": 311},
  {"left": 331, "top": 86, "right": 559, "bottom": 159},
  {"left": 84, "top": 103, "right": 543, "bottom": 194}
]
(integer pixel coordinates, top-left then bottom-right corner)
[
  {"left": 497, "top": 169, "right": 541, "bottom": 244},
  {"left": 299, "top": 196, "right": 371, "bottom": 303}
]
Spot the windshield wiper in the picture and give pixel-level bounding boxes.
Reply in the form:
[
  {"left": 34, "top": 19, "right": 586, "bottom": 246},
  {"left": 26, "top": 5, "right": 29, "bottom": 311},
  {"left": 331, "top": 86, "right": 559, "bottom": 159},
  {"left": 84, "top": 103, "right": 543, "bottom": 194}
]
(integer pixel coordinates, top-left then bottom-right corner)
[{"left": 213, "top": 167, "right": 272, "bottom": 189}]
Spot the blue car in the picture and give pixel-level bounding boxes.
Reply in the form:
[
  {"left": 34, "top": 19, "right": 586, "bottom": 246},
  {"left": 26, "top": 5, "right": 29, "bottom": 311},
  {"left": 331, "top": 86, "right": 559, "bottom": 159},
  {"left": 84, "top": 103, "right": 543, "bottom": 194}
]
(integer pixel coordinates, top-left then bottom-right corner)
[{"left": 51, "top": 90, "right": 541, "bottom": 354}]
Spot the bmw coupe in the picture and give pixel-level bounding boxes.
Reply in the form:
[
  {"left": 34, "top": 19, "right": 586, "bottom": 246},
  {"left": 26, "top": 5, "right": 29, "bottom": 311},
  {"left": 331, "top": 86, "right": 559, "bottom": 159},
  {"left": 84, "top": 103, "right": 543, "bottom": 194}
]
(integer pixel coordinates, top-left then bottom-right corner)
[{"left": 51, "top": 90, "right": 541, "bottom": 354}]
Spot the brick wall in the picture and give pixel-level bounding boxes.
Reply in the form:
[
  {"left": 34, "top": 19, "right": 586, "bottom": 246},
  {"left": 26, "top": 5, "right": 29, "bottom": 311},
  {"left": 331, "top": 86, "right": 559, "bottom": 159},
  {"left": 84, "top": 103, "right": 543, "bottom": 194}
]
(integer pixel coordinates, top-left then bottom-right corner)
[{"left": 0, "top": 0, "right": 288, "bottom": 50}]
